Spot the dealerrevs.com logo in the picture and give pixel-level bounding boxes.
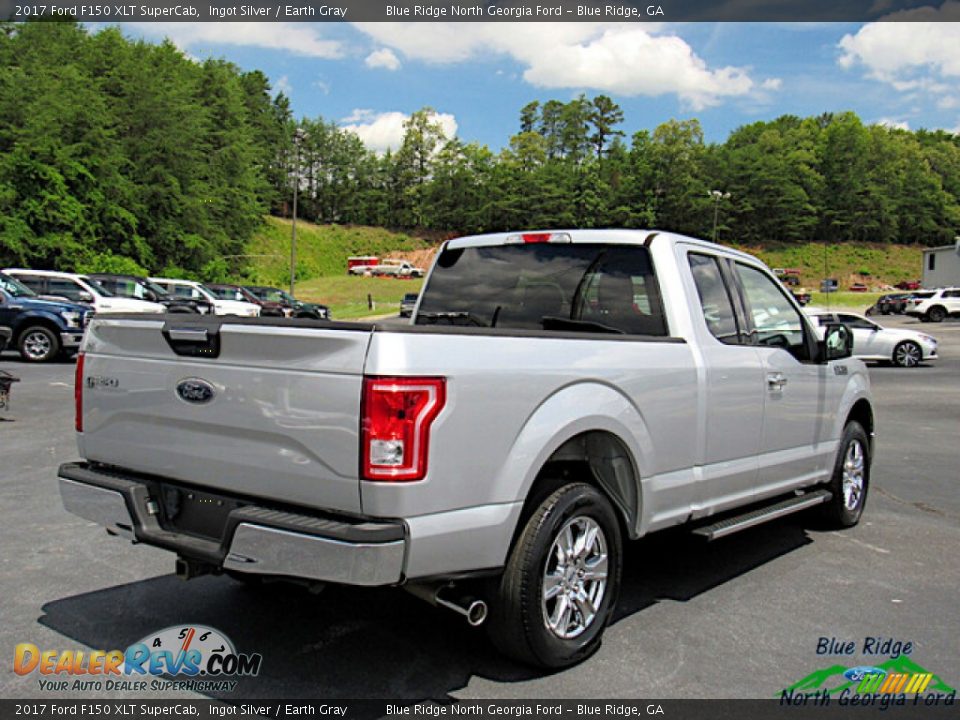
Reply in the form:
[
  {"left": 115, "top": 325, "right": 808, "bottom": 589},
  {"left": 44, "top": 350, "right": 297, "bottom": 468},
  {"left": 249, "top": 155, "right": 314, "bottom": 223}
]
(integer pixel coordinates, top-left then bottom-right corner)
[{"left": 14, "top": 625, "right": 262, "bottom": 693}]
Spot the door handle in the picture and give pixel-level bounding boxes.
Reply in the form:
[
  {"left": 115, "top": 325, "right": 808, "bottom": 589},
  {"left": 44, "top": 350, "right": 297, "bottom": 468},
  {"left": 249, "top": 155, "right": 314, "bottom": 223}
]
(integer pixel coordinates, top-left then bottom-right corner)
[{"left": 767, "top": 372, "right": 787, "bottom": 391}]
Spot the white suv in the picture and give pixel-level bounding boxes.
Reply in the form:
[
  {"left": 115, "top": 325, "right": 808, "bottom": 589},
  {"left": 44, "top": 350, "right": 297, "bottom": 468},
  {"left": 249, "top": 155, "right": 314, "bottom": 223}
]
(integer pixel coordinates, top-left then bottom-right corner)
[
  {"left": 2, "top": 269, "right": 165, "bottom": 314},
  {"left": 904, "top": 287, "right": 960, "bottom": 323},
  {"left": 149, "top": 278, "right": 260, "bottom": 317}
]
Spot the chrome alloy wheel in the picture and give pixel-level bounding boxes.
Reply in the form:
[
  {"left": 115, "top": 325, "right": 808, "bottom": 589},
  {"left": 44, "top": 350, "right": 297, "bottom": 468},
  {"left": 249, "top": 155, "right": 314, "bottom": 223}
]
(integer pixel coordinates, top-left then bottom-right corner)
[
  {"left": 894, "top": 342, "right": 920, "bottom": 368},
  {"left": 541, "top": 516, "right": 608, "bottom": 640},
  {"left": 22, "top": 330, "right": 52, "bottom": 360},
  {"left": 842, "top": 439, "right": 866, "bottom": 511}
]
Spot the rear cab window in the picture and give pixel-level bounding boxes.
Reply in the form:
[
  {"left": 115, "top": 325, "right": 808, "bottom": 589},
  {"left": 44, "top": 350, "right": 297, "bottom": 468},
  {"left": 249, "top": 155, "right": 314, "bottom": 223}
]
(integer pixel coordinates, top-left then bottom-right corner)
[
  {"left": 687, "top": 253, "right": 740, "bottom": 344},
  {"left": 416, "top": 243, "right": 668, "bottom": 336}
]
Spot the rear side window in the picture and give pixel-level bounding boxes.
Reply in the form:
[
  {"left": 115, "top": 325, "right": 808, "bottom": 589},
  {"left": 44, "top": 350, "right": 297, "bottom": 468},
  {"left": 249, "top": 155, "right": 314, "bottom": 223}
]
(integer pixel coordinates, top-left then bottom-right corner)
[
  {"left": 46, "top": 279, "right": 84, "bottom": 301},
  {"left": 172, "top": 285, "right": 196, "bottom": 299},
  {"left": 13, "top": 275, "right": 44, "bottom": 293},
  {"left": 687, "top": 253, "right": 739, "bottom": 344},
  {"left": 416, "top": 243, "right": 667, "bottom": 336}
]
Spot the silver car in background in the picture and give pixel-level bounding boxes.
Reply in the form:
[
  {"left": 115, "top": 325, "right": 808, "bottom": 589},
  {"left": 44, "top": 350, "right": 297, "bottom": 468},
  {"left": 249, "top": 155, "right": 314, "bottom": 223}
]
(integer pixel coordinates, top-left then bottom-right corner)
[{"left": 808, "top": 310, "right": 938, "bottom": 368}]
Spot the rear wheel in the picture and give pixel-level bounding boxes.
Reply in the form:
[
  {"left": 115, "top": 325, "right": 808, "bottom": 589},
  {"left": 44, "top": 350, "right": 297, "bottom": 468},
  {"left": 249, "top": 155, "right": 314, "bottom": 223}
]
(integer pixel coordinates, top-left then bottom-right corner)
[
  {"left": 487, "top": 483, "right": 622, "bottom": 668},
  {"left": 892, "top": 341, "right": 921, "bottom": 368},
  {"left": 18, "top": 326, "right": 60, "bottom": 363},
  {"left": 926, "top": 306, "right": 946, "bottom": 323}
]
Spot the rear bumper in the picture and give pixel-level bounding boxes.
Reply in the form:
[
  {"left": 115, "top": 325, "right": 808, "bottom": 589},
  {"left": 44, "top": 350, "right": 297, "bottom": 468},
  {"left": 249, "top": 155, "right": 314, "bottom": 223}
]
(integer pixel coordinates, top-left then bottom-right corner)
[{"left": 58, "top": 463, "right": 405, "bottom": 586}]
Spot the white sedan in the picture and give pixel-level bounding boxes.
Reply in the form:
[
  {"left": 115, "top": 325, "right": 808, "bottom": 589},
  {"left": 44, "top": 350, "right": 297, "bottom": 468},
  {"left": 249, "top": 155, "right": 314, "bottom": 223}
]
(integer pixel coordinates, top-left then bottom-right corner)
[{"left": 807, "top": 310, "right": 938, "bottom": 368}]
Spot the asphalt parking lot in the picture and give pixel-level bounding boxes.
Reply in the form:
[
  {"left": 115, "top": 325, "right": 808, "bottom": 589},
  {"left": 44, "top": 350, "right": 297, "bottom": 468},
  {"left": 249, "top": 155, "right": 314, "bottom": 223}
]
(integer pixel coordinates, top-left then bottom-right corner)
[{"left": 1, "top": 315, "right": 957, "bottom": 701}]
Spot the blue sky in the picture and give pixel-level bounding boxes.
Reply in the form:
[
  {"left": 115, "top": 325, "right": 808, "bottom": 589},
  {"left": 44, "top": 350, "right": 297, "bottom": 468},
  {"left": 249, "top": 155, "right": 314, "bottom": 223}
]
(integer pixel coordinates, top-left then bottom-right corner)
[{"left": 113, "top": 19, "right": 960, "bottom": 150}]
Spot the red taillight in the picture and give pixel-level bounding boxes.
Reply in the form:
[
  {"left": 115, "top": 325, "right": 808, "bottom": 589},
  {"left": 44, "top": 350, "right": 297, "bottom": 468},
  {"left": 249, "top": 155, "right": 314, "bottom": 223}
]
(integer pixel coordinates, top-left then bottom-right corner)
[
  {"left": 361, "top": 376, "right": 446, "bottom": 482},
  {"left": 74, "top": 352, "right": 85, "bottom": 432}
]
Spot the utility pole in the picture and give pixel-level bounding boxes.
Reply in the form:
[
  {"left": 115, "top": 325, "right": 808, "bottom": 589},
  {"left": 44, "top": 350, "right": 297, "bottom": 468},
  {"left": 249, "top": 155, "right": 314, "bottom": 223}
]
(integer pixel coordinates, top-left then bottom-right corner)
[
  {"left": 290, "top": 128, "right": 305, "bottom": 297},
  {"left": 710, "top": 190, "right": 730, "bottom": 242}
]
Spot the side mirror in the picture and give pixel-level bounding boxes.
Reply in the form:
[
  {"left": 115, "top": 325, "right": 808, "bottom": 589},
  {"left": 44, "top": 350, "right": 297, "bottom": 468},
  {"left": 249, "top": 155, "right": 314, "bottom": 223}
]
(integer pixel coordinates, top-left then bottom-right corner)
[
  {"left": 822, "top": 323, "right": 853, "bottom": 362},
  {"left": 144, "top": 290, "right": 158, "bottom": 302},
  {"left": 78, "top": 291, "right": 94, "bottom": 303}
]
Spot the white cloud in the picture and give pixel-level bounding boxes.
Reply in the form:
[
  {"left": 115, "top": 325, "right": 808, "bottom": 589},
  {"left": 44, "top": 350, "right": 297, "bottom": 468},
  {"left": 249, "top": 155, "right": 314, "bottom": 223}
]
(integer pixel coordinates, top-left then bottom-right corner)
[
  {"left": 838, "top": 5, "right": 960, "bottom": 97},
  {"left": 126, "top": 22, "right": 343, "bottom": 58},
  {"left": 352, "top": 22, "right": 770, "bottom": 110},
  {"left": 365, "top": 48, "right": 401, "bottom": 71},
  {"left": 274, "top": 75, "right": 292, "bottom": 97},
  {"left": 761, "top": 78, "right": 783, "bottom": 91},
  {"left": 876, "top": 118, "right": 910, "bottom": 131},
  {"left": 341, "top": 110, "right": 458, "bottom": 152}
]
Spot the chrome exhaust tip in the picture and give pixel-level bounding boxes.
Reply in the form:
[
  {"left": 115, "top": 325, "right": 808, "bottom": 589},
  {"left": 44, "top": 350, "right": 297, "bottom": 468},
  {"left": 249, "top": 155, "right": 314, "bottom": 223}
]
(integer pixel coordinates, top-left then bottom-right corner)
[{"left": 405, "top": 583, "right": 488, "bottom": 626}]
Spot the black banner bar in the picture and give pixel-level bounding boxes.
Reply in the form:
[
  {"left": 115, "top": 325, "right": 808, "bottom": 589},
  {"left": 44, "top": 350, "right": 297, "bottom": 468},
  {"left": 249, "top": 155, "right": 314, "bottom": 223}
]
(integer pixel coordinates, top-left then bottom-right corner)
[
  {"left": 1, "top": 699, "right": 958, "bottom": 719},
  {"left": 1, "top": 0, "right": 958, "bottom": 23}
]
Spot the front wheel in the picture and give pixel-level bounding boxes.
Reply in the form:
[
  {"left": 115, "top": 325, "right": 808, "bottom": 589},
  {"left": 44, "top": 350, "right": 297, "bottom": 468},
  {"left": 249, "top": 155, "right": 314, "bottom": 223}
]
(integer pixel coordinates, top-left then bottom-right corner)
[
  {"left": 816, "top": 422, "right": 870, "bottom": 528},
  {"left": 487, "top": 483, "right": 622, "bottom": 668},
  {"left": 893, "top": 341, "right": 921, "bottom": 368},
  {"left": 18, "top": 325, "right": 60, "bottom": 363}
]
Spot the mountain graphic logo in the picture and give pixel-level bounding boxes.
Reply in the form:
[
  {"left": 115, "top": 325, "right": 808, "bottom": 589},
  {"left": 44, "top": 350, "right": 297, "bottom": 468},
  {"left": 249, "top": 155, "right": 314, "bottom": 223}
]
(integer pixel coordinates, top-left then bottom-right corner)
[{"left": 780, "top": 656, "right": 956, "bottom": 697}]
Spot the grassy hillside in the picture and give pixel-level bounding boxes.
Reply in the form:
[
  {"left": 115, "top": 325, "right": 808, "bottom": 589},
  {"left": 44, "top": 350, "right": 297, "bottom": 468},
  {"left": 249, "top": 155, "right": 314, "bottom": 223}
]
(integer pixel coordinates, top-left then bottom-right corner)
[
  {"left": 295, "top": 275, "right": 424, "bottom": 320},
  {"left": 243, "top": 218, "right": 430, "bottom": 318},
  {"left": 243, "top": 220, "right": 926, "bottom": 318},
  {"left": 245, "top": 217, "right": 429, "bottom": 285},
  {"left": 728, "top": 242, "right": 923, "bottom": 290}
]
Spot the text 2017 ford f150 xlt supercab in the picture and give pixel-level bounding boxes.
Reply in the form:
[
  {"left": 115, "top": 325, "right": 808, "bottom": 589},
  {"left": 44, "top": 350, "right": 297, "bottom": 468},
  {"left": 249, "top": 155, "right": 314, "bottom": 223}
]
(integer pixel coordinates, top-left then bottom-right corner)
[{"left": 59, "top": 230, "right": 873, "bottom": 668}]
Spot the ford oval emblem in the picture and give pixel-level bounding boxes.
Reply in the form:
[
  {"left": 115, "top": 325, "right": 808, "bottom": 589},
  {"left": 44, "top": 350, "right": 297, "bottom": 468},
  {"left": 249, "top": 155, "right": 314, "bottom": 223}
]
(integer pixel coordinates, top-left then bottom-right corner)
[{"left": 176, "top": 378, "right": 216, "bottom": 404}]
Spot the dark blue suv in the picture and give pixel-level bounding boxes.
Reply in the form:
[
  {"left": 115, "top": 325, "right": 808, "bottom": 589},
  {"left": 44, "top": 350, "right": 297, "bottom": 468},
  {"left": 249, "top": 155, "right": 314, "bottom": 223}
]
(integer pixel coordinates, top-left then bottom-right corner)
[{"left": 0, "top": 272, "right": 90, "bottom": 362}]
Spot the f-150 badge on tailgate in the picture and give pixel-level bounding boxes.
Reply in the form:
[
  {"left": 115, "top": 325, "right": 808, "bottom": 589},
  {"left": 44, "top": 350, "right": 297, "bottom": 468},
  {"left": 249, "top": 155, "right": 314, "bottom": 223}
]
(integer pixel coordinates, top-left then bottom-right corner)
[{"left": 176, "top": 378, "right": 216, "bottom": 404}]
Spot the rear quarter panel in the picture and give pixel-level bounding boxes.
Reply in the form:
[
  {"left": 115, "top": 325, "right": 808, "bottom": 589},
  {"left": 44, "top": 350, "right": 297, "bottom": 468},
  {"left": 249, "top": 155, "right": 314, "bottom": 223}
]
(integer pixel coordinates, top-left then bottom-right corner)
[{"left": 360, "top": 329, "right": 698, "bottom": 527}]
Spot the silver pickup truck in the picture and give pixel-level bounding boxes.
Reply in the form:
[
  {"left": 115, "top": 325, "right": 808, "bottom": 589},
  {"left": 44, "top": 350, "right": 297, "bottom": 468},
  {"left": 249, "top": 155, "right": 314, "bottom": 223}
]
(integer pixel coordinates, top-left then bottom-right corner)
[{"left": 59, "top": 230, "right": 874, "bottom": 668}]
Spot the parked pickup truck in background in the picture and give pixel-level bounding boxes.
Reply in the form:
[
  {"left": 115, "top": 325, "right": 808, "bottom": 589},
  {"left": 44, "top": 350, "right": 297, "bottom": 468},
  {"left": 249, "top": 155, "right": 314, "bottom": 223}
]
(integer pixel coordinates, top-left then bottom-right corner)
[
  {"left": 59, "top": 230, "right": 873, "bottom": 668},
  {"left": 370, "top": 260, "right": 425, "bottom": 278},
  {"left": 0, "top": 272, "right": 90, "bottom": 362}
]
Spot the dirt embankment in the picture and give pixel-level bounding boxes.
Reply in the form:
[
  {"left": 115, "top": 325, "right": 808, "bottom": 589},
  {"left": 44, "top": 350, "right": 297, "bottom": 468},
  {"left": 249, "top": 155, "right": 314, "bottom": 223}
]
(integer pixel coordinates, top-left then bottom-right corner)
[{"left": 381, "top": 247, "right": 440, "bottom": 270}]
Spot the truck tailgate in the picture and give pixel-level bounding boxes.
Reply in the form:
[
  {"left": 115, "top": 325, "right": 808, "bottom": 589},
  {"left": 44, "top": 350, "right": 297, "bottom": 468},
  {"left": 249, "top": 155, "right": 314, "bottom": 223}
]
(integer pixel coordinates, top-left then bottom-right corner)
[{"left": 78, "top": 317, "right": 373, "bottom": 513}]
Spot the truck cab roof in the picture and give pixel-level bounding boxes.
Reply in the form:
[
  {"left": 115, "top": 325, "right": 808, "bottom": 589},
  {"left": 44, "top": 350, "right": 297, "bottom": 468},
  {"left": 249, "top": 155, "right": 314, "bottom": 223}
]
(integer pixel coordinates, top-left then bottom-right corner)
[{"left": 444, "top": 229, "right": 761, "bottom": 264}]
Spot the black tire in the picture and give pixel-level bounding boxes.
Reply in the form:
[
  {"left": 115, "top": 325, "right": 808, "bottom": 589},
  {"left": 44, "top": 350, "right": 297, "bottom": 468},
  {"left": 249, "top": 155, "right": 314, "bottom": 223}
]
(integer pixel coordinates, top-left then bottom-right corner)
[
  {"left": 892, "top": 341, "right": 922, "bottom": 368},
  {"left": 486, "top": 483, "right": 622, "bottom": 668},
  {"left": 816, "top": 422, "right": 870, "bottom": 529},
  {"left": 18, "top": 325, "right": 60, "bottom": 363},
  {"left": 926, "top": 306, "right": 946, "bottom": 323},
  {"left": 225, "top": 570, "right": 267, "bottom": 589}
]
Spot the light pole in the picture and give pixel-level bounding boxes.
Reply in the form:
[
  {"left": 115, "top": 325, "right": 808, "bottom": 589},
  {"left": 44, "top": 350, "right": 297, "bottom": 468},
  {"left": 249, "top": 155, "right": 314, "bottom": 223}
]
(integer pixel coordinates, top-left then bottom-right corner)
[
  {"left": 290, "top": 128, "right": 306, "bottom": 297},
  {"left": 709, "top": 190, "right": 730, "bottom": 242}
]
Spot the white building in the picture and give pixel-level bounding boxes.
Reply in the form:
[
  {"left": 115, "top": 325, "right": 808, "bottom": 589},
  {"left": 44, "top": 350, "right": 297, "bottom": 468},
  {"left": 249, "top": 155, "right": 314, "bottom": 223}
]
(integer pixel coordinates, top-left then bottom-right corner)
[{"left": 922, "top": 240, "right": 960, "bottom": 288}]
